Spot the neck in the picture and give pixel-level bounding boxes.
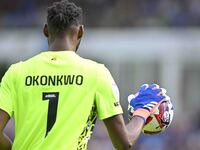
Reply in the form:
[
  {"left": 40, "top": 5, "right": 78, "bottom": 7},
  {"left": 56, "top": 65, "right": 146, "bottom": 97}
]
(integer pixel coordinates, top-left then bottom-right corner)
[{"left": 48, "top": 37, "right": 76, "bottom": 52}]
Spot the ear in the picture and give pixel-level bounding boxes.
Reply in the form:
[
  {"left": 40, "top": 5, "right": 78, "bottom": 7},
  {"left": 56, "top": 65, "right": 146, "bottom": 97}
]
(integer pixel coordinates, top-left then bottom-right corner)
[
  {"left": 43, "top": 24, "right": 49, "bottom": 38},
  {"left": 77, "top": 25, "right": 84, "bottom": 39}
]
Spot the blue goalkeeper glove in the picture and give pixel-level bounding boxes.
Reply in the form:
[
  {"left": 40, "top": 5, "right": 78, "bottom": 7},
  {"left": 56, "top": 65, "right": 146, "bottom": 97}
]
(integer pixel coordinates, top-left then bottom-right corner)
[{"left": 128, "top": 84, "right": 170, "bottom": 122}]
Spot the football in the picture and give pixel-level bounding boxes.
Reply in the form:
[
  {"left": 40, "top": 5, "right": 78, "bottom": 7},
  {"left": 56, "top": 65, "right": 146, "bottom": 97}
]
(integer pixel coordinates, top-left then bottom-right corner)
[{"left": 142, "top": 100, "right": 174, "bottom": 134}]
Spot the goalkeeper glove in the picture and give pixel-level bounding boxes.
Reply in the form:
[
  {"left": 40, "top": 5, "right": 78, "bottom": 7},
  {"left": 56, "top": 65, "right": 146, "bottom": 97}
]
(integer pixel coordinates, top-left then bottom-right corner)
[{"left": 128, "top": 84, "right": 170, "bottom": 122}]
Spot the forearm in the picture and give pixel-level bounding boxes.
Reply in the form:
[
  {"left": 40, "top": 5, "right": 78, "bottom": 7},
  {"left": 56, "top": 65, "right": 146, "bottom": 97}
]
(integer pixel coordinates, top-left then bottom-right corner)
[
  {"left": 104, "top": 115, "right": 144, "bottom": 150},
  {"left": 126, "top": 116, "right": 145, "bottom": 147},
  {"left": 0, "top": 133, "right": 12, "bottom": 150},
  {"left": 113, "top": 116, "right": 145, "bottom": 150}
]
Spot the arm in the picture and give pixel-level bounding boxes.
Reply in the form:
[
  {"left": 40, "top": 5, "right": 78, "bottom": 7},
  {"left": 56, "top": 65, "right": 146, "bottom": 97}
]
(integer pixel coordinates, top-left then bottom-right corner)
[
  {"left": 104, "top": 114, "right": 144, "bottom": 150},
  {"left": 95, "top": 67, "right": 168, "bottom": 149},
  {"left": 103, "top": 84, "right": 169, "bottom": 150},
  {"left": 0, "top": 109, "right": 12, "bottom": 150}
]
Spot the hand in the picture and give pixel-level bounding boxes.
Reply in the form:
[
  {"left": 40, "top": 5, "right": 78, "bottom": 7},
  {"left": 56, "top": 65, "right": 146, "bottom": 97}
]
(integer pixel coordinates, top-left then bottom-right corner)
[{"left": 128, "top": 84, "right": 170, "bottom": 122}]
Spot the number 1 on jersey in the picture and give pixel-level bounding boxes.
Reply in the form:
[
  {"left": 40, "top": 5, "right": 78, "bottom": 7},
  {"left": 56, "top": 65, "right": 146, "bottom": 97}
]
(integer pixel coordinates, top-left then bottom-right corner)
[{"left": 43, "top": 92, "right": 59, "bottom": 137}]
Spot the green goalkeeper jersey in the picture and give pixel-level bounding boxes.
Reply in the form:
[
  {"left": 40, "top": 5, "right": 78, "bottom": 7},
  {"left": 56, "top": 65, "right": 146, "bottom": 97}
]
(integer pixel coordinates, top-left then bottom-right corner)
[{"left": 0, "top": 51, "right": 123, "bottom": 150}]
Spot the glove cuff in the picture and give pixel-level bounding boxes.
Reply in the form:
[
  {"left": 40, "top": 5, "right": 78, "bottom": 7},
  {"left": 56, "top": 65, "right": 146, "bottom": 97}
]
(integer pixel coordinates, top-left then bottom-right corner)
[{"left": 133, "top": 108, "right": 150, "bottom": 121}]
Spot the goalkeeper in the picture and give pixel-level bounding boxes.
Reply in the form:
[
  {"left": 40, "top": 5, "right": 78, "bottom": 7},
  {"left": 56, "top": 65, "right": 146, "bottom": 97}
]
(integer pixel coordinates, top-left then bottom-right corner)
[{"left": 0, "top": 0, "right": 170, "bottom": 150}]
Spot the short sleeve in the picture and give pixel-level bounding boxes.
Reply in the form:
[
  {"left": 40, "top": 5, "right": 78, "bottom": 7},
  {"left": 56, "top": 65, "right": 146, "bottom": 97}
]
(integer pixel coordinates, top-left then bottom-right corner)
[
  {"left": 0, "top": 65, "right": 15, "bottom": 117},
  {"left": 95, "top": 65, "right": 123, "bottom": 120}
]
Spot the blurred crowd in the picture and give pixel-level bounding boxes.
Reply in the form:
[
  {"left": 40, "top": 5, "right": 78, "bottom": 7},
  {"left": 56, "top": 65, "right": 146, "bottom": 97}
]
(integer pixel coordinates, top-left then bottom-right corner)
[{"left": 1, "top": 0, "right": 200, "bottom": 27}]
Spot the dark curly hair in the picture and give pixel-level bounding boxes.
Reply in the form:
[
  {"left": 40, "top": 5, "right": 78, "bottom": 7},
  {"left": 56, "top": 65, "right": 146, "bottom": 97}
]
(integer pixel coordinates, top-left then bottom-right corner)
[{"left": 47, "top": 0, "right": 83, "bottom": 35}]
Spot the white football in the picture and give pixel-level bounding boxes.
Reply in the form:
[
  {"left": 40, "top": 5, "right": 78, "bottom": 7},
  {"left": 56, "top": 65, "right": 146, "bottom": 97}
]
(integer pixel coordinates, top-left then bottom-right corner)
[{"left": 142, "top": 100, "right": 174, "bottom": 134}]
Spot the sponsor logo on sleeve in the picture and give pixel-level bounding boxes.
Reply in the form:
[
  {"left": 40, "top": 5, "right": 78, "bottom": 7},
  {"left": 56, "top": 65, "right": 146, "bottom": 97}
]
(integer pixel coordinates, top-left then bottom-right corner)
[{"left": 114, "top": 102, "right": 120, "bottom": 107}]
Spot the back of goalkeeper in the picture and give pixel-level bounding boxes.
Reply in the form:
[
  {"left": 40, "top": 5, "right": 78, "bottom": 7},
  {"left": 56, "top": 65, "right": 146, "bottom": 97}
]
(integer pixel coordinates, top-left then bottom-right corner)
[{"left": 0, "top": 1, "right": 169, "bottom": 149}]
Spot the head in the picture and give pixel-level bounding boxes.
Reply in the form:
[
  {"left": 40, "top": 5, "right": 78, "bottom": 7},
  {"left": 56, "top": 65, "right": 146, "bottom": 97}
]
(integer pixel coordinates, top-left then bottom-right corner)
[{"left": 44, "top": 0, "right": 84, "bottom": 52}]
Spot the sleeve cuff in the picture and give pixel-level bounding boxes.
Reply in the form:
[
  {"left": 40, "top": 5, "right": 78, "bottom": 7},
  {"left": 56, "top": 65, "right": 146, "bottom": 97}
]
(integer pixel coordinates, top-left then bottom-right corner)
[
  {"left": 0, "top": 105, "right": 12, "bottom": 117},
  {"left": 99, "top": 108, "right": 123, "bottom": 120}
]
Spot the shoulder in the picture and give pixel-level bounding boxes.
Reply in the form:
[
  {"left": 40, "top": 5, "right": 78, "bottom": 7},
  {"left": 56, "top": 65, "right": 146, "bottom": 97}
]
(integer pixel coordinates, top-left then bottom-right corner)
[
  {"left": 6, "top": 61, "right": 23, "bottom": 74},
  {"left": 21, "top": 53, "right": 42, "bottom": 64},
  {"left": 9, "top": 53, "right": 43, "bottom": 72},
  {"left": 77, "top": 56, "right": 100, "bottom": 66},
  {"left": 78, "top": 56, "right": 113, "bottom": 78},
  {"left": 78, "top": 56, "right": 108, "bottom": 71},
  {"left": 6, "top": 53, "right": 40, "bottom": 75},
  {"left": 0, "top": 61, "right": 23, "bottom": 85}
]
